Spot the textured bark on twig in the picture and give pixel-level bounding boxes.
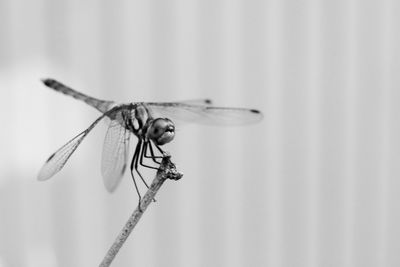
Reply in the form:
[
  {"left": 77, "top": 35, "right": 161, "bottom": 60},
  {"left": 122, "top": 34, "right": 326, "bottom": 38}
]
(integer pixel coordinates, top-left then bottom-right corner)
[{"left": 99, "top": 155, "right": 183, "bottom": 267}]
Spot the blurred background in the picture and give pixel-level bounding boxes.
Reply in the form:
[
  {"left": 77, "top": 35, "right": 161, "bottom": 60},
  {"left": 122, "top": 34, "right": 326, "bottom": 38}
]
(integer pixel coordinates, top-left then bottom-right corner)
[{"left": 1, "top": 0, "right": 400, "bottom": 266}]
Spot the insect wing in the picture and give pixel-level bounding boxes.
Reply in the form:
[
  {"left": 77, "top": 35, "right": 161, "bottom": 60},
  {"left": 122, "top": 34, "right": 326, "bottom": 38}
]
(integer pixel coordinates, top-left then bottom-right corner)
[
  {"left": 101, "top": 115, "right": 131, "bottom": 193},
  {"left": 37, "top": 113, "right": 108, "bottom": 181},
  {"left": 37, "top": 107, "right": 123, "bottom": 181},
  {"left": 145, "top": 102, "right": 263, "bottom": 126},
  {"left": 177, "top": 98, "right": 213, "bottom": 106}
]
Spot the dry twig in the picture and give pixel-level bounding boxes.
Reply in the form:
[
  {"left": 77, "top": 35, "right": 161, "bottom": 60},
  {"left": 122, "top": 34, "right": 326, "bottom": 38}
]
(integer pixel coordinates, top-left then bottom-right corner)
[{"left": 99, "top": 154, "right": 183, "bottom": 267}]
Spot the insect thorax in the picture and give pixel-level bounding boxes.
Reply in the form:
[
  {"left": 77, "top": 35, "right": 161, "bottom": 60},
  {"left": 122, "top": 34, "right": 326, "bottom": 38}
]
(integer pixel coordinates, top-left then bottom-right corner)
[{"left": 124, "top": 104, "right": 153, "bottom": 137}]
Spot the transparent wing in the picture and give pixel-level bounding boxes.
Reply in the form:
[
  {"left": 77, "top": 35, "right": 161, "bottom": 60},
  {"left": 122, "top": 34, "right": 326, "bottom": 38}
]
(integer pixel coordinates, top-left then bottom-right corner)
[
  {"left": 37, "top": 112, "right": 109, "bottom": 181},
  {"left": 101, "top": 115, "right": 131, "bottom": 193},
  {"left": 177, "top": 98, "right": 213, "bottom": 106},
  {"left": 145, "top": 102, "right": 263, "bottom": 126}
]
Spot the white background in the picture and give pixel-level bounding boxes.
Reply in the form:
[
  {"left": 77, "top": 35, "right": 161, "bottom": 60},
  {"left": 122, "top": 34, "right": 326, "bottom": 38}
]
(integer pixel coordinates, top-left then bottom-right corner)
[{"left": 0, "top": 0, "right": 399, "bottom": 266}]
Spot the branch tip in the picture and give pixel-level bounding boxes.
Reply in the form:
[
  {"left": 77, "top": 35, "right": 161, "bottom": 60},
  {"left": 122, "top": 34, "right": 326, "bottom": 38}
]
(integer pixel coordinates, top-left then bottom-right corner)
[{"left": 99, "top": 155, "right": 182, "bottom": 267}]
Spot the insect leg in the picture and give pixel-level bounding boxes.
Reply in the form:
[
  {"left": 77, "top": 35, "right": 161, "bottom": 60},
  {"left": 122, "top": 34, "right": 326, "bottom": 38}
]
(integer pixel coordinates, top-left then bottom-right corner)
[
  {"left": 146, "top": 141, "right": 162, "bottom": 164},
  {"left": 155, "top": 144, "right": 165, "bottom": 155},
  {"left": 135, "top": 140, "right": 156, "bottom": 202},
  {"left": 140, "top": 141, "right": 159, "bottom": 170},
  {"left": 134, "top": 140, "right": 150, "bottom": 189},
  {"left": 130, "top": 142, "right": 142, "bottom": 208}
]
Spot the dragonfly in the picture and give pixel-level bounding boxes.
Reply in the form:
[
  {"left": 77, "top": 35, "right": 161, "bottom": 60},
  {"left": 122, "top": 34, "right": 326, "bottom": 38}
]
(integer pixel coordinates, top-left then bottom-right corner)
[{"left": 38, "top": 79, "right": 263, "bottom": 203}]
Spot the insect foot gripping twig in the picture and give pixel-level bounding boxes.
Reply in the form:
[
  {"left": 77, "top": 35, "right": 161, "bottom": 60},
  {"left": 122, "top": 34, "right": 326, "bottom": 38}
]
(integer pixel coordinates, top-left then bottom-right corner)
[{"left": 99, "top": 154, "right": 183, "bottom": 267}]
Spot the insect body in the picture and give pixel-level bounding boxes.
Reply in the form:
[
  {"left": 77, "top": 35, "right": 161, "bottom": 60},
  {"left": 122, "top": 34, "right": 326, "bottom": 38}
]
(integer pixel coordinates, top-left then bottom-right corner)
[{"left": 38, "top": 79, "right": 263, "bottom": 205}]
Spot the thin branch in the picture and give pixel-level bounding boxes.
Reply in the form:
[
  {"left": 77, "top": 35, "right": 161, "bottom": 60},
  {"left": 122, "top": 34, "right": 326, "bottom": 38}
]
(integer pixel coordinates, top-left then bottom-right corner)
[{"left": 99, "top": 154, "right": 183, "bottom": 267}]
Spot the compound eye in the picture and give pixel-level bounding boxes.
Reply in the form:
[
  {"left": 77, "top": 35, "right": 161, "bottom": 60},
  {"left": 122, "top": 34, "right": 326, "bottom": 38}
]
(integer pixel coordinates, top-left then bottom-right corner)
[
  {"left": 147, "top": 118, "right": 175, "bottom": 145},
  {"left": 149, "top": 119, "right": 168, "bottom": 137}
]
